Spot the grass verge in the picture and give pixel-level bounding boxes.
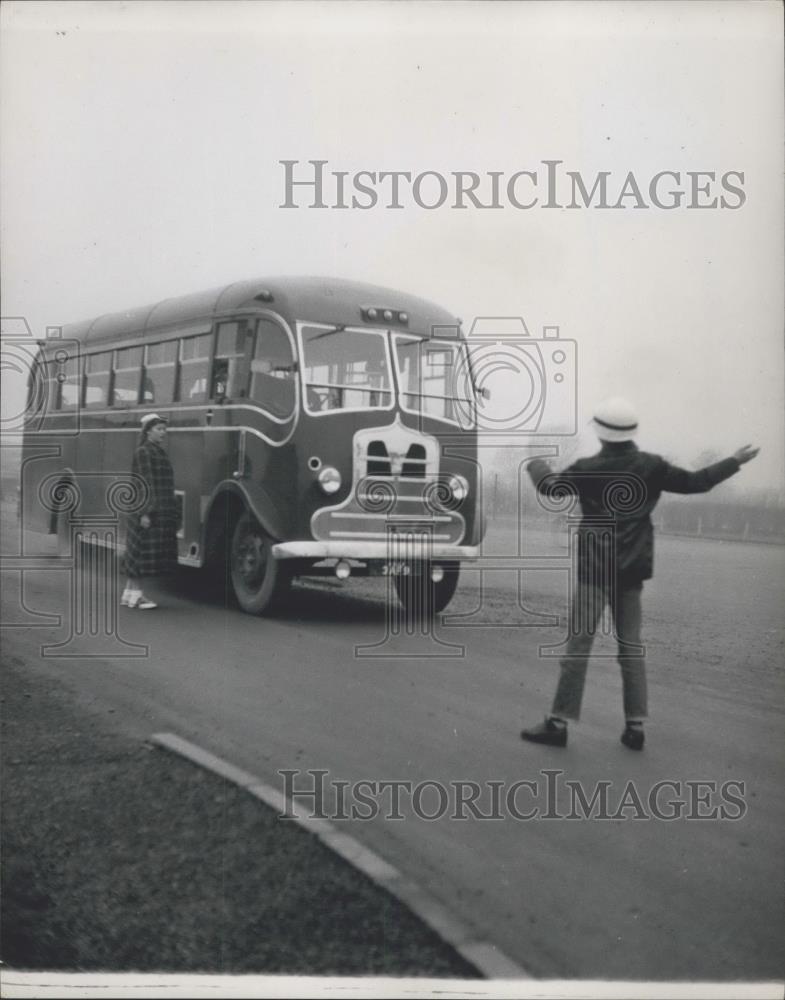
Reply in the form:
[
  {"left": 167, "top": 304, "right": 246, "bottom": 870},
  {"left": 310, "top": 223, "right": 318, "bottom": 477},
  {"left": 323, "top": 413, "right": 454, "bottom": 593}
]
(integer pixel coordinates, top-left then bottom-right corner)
[{"left": 0, "top": 657, "right": 479, "bottom": 977}]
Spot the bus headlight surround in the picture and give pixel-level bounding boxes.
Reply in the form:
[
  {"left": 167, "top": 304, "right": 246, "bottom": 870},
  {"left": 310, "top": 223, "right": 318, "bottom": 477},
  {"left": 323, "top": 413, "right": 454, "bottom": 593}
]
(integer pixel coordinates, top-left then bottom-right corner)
[
  {"left": 317, "top": 466, "right": 342, "bottom": 494},
  {"left": 425, "top": 474, "right": 469, "bottom": 512}
]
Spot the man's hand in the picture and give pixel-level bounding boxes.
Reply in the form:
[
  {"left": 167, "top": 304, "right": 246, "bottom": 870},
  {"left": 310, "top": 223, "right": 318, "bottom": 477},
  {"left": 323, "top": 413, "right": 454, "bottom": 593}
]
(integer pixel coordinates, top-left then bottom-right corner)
[
  {"left": 733, "top": 445, "right": 760, "bottom": 465},
  {"left": 140, "top": 514, "right": 151, "bottom": 529}
]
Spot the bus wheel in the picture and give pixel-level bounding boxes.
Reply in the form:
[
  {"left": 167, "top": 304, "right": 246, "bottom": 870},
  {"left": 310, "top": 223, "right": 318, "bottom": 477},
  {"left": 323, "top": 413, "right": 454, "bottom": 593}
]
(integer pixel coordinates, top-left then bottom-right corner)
[
  {"left": 393, "top": 561, "right": 460, "bottom": 615},
  {"left": 230, "top": 512, "right": 291, "bottom": 615}
]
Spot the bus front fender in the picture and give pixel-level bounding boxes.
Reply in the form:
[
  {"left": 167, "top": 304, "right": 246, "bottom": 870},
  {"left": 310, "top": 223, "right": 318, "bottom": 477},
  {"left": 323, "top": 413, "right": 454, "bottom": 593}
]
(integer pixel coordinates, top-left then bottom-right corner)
[{"left": 205, "top": 480, "right": 287, "bottom": 543}]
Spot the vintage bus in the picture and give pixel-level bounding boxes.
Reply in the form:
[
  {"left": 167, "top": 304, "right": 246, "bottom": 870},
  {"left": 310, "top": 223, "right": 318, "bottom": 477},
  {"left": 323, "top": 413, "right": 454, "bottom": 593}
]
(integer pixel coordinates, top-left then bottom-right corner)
[{"left": 21, "top": 277, "right": 485, "bottom": 614}]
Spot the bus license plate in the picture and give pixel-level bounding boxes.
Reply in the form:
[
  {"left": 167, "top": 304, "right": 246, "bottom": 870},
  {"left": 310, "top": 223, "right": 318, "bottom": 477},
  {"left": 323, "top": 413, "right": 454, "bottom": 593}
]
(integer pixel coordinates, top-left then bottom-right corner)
[{"left": 381, "top": 562, "right": 410, "bottom": 576}]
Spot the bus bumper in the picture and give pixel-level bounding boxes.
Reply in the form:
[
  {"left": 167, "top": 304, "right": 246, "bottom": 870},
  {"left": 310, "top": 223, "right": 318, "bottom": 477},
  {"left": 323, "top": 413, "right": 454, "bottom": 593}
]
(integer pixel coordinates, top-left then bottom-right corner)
[{"left": 271, "top": 541, "right": 481, "bottom": 561}]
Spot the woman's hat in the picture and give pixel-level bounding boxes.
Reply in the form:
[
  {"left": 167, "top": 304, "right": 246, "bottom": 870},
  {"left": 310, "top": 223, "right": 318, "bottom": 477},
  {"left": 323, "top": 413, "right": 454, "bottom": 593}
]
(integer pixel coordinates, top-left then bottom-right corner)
[
  {"left": 140, "top": 413, "right": 167, "bottom": 430},
  {"left": 591, "top": 397, "right": 638, "bottom": 442}
]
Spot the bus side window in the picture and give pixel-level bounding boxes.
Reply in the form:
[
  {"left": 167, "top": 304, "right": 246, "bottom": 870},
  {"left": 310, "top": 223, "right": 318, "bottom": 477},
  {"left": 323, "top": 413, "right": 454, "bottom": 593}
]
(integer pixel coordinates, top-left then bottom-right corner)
[
  {"left": 113, "top": 347, "right": 143, "bottom": 406},
  {"left": 44, "top": 359, "right": 60, "bottom": 413},
  {"left": 84, "top": 351, "right": 112, "bottom": 408},
  {"left": 58, "top": 355, "right": 83, "bottom": 410},
  {"left": 178, "top": 334, "right": 211, "bottom": 402},
  {"left": 212, "top": 322, "right": 245, "bottom": 399},
  {"left": 144, "top": 341, "right": 177, "bottom": 404},
  {"left": 249, "top": 319, "right": 296, "bottom": 419}
]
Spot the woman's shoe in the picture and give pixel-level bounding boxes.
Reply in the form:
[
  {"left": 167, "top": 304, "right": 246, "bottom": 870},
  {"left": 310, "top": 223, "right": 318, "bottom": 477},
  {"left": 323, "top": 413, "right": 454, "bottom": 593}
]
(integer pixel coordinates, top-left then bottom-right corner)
[{"left": 123, "top": 590, "right": 157, "bottom": 609}]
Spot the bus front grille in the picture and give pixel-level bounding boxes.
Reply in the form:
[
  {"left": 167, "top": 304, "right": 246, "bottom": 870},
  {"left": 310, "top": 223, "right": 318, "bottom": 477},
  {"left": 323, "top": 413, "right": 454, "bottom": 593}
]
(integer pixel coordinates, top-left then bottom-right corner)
[
  {"left": 311, "top": 476, "right": 465, "bottom": 545},
  {"left": 310, "top": 419, "right": 464, "bottom": 546},
  {"left": 365, "top": 441, "right": 427, "bottom": 478}
]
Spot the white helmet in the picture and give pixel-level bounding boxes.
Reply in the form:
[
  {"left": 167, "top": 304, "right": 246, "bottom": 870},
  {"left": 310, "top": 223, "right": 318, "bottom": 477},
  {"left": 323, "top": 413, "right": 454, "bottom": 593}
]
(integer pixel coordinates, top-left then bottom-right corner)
[{"left": 591, "top": 397, "right": 638, "bottom": 442}]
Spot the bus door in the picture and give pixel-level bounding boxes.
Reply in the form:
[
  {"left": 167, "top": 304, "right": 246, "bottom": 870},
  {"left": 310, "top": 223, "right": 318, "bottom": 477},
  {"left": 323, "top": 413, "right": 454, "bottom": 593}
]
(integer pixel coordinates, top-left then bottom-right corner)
[
  {"left": 75, "top": 349, "right": 114, "bottom": 518},
  {"left": 171, "top": 330, "right": 213, "bottom": 554},
  {"left": 199, "top": 319, "right": 250, "bottom": 513},
  {"left": 245, "top": 317, "right": 299, "bottom": 513}
]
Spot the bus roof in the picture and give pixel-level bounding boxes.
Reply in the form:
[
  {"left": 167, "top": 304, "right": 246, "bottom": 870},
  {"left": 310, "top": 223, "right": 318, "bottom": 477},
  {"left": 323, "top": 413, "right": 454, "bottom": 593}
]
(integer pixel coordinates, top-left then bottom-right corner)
[{"left": 52, "top": 276, "right": 462, "bottom": 352}]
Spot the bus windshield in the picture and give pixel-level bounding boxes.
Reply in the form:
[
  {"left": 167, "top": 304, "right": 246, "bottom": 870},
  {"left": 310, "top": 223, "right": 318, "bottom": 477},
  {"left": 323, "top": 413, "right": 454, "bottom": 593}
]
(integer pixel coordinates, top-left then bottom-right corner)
[
  {"left": 301, "top": 324, "right": 393, "bottom": 413},
  {"left": 394, "top": 334, "right": 476, "bottom": 426}
]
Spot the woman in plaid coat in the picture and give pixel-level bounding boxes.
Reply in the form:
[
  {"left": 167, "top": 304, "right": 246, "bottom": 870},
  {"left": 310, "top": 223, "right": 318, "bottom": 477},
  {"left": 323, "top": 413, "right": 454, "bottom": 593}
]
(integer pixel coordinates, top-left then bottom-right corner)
[{"left": 122, "top": 414, "right": 178, "bottom": 610}]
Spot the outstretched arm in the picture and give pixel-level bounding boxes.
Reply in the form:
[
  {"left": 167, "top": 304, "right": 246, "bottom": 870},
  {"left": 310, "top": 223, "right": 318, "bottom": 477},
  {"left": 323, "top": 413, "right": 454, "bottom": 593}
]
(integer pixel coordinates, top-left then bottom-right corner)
[
  {"left": 660, "top": 445, "right": 759, "bottom": 494},
  {"left": 527, "top": 457, "right": 579, "bottom": 497}
]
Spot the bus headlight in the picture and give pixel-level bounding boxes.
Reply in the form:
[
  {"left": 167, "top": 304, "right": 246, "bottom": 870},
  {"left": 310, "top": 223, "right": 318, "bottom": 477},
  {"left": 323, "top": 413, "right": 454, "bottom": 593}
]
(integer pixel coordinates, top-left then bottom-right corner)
[
  {"left": 317, "top": 466, "right": 342, "bottom": 494},
  {"left": 448, "top": 474, "right": 469, "bottom": 503}
]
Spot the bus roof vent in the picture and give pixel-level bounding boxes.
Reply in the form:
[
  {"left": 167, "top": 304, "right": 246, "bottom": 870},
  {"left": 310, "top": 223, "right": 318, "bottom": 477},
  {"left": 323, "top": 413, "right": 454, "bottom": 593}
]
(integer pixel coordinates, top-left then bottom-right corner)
[{"left": 254, "top": 290, "right": 274, "bottom": 303}]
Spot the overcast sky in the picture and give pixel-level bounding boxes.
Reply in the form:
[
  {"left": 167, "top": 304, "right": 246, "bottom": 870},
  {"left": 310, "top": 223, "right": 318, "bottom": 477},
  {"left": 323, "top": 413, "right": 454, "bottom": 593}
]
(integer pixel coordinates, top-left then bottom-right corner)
[{"left": 1, "top": 0, "right": 783, "bottom": 490}]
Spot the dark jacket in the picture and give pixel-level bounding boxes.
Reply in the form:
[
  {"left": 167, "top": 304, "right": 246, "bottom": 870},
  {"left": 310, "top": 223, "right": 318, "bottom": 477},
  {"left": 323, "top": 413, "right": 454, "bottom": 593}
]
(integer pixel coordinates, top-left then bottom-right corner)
[
  {"left": 125, "top": 440, "right": 178, "bottom": 577},
  {"left": 528, "top": 442, "right": 740, "bottom": 583}
]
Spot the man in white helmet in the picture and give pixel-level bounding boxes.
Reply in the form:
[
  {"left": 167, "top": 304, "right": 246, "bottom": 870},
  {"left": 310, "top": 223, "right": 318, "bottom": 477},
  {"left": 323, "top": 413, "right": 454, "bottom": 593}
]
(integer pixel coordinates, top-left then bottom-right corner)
[{"left": 521, "top": 397, "right": 759, "bottom": 750}]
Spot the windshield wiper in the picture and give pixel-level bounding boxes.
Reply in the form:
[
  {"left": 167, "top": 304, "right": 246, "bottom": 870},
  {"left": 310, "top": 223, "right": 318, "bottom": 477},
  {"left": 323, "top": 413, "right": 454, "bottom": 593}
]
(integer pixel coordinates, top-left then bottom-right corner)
[{"left": 307, "top": 325, "right": 346, "bottom": 342}]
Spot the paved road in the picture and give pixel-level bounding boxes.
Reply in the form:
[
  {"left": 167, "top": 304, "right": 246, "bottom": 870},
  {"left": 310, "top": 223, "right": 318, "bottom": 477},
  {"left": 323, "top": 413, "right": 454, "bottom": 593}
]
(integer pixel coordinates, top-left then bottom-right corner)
[{"left": 2, "top": 509, "right": 783, "bottom": 980}]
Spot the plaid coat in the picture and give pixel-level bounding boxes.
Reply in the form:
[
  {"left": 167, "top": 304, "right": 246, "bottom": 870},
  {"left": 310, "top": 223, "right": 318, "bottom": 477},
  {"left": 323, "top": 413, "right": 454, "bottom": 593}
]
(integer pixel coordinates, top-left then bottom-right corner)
[{"left": 125, "top": 440, "right": 178, "bottom": 577}]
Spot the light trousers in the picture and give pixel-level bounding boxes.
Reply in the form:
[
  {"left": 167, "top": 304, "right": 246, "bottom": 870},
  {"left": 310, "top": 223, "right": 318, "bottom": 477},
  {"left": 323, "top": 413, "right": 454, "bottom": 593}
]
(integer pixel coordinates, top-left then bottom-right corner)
[{"left": 552, "top": 580, "right": 647, "bottom": 721}]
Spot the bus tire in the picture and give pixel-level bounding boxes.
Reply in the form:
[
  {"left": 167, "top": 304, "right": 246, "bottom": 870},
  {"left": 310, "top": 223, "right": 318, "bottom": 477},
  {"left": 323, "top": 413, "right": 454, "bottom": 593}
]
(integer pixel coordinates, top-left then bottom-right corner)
[
  {"left": 230, "top": 511, "right": 291, "bottom": 615},
  {"left": 394, "top": 561, "right": 460, "bottom": 616}
]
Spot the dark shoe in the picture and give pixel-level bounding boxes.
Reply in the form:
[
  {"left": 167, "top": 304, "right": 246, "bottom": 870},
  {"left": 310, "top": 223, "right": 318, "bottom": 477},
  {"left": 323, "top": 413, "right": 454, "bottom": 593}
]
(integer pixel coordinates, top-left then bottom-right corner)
[
  {"left": 521, "top": 718, "right": 567, "bottom": 747},
  {"left": 621, "top": 725, "right": 645, "bottom": 751}
]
